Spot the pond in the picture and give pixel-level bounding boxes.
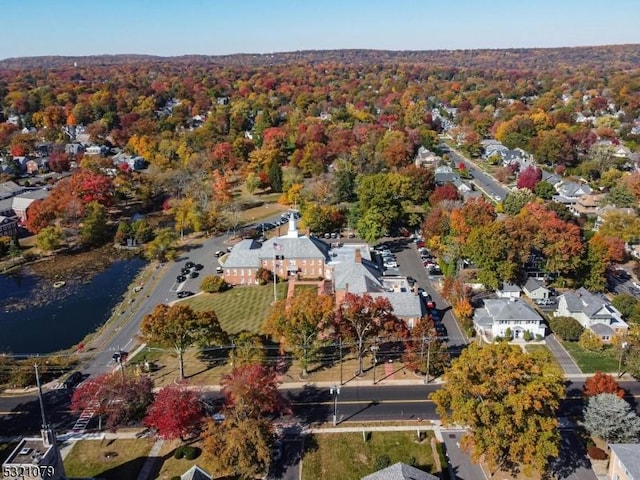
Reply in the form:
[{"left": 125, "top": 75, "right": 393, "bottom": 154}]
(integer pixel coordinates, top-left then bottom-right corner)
[{"left": 0, "top": 257, "right": 146, "bottom": 355}]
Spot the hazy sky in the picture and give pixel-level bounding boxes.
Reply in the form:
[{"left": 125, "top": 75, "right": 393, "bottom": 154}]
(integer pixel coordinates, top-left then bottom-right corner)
[{"left": 1, "top": 0, "right": 639, "bottom": 59}]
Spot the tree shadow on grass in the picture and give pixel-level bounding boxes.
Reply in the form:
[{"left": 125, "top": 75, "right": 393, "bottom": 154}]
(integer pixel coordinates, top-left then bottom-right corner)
[{"left": 84, "top": 454, "right": 150, "bottom": 480}]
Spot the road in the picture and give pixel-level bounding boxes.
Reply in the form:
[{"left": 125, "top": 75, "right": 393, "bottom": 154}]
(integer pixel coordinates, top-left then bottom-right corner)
[
  {"left": 82, "top": 212, "right": 292, "bottom": 377},
  {"left": 445, "top": 144, "right": 509, "bottom": 202},
  {"left": 441, "top": 429, "right": 488, "bottom": 480}
]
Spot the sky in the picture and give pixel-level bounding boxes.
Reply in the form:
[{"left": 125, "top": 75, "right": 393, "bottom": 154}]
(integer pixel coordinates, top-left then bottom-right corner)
[{"left": 1, "top": 0, "right": 639, "bottom": 60}]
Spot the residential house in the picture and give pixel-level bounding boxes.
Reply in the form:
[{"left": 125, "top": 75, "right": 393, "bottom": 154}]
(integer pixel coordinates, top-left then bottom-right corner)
[
  {"left": 361, "top": 462, "right": 438, "bottom": 480},
  {"left": 522, "top": 277, "right": 550, "bottom": 301},
  {"left": 609, "top": 444, "right": 640, "bottom": 480},
  {"left": 414, "top": 146, "right": 440, "bottom": 168},
  {"left": 0, "top": 216, "right": 18, "bottom": 238},
  {"left": 84, "top": 145, "right": 106, "bottom": 156},
  {"left": 112, "top": 152, "right": 147, "bottom": 171},
  {"left": 473, "top": 298, "right": 546, "bottom": 340},
  {"left": 553, "top": 181, "right": 593, "bottom": 207},
  {"left": 501, "top": 148, "right": 533, "bottom": 169},
  {"left": 434, "top": 165, "right": 457, "bottom": 185},
  {"left": 555, "top": 287, "right": 628, "bottom": 342},
  {"left": 573, "top": 193, "right": 604, "bottom": 216},
  {"left": 370, "top": 291, "right": 426, "bottom": 329},
  {"left": 180, "top": 465, "right": 212, "bottom": 480},
  {"left": 452, "top": 178, "right": 472, "bottom": 196},
  {"left": 65, "top": 142, "right": 84, "bottom": 156},
  {"left": 496, "top": 282, "right": 521, "bottom": 299},
  {"left": 12, "top": 190, "right": 50, "bottom": 222},
  {"left": 541, "top": 171, "right": 562, "bottom": 188}
]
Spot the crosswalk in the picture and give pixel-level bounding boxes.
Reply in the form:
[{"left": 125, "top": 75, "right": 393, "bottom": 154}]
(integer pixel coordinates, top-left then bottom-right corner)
[{"left": 71, "top": 398, "right": 100, "bottom": 432}]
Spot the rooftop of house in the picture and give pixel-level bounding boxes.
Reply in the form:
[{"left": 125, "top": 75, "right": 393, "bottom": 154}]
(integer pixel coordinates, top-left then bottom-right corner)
[
  {"left": 180, "top": 465, "right": 213, "bottom": 480},
  {"left": 369, "top": 291, "right": 425, "bottom": 319},
  {"left": 482, "top": 298, "right": 542, "bottom": 322},
  {"left": 0, "top": 181, "right": 23, "bottom": 200},
  {"left": 560, "top": 287, "right": 618, "bottom": 318},
  {"left": 361, "top": 462, "right": 438, "bottom": 480},
  {"left": 609, "top": 444, "right": 640, "bottom": 477},
  {"left": 523, "top": 277, "right": 548, "bottom": 293},
  {"left": 500, "top": 282, "right": 521, "bottom": 293}
]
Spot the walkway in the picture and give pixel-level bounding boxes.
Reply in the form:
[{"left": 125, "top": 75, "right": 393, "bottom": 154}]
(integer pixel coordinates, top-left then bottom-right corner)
[
  {"left": 136, "top": 439, "right": 164, "bottom": 480},
  {"left": 546, "top": 334, "right": 582, "bottom": 375}
]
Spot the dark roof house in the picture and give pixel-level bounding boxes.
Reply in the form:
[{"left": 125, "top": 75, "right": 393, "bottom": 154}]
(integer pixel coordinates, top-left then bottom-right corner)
[{"left": 361, "top": 462, "right": 438, "bottom": 480}]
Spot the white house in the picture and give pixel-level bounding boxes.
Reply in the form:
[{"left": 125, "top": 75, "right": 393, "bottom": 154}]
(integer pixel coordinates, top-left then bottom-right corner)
[
  {"left": 555, "top": 287, "right": 628, "bottom": 342},
  {"left": 473, "top": 298, "right": 546, "bottom": 340},
  {"left": 496, "top": 282, "right": 521, "bottom": 299},
  {"left": 522, "top": 278, "right": 550, "bottom": 301}
]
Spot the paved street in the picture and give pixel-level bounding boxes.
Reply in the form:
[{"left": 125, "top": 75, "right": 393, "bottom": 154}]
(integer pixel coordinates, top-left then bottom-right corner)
[
  {"left": 445, "top": 144, "right": 509, "bottom": 201},
  {"left": 441, "top": 430, "right": 487, "bottom": 479}
]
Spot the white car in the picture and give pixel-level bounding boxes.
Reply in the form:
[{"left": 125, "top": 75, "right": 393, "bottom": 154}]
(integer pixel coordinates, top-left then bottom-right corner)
[{"left": 384, "top": 261, "right": 398, "bottom": 269}]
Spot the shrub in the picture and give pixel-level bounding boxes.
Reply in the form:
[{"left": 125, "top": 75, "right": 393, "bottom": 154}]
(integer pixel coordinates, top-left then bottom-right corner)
[
  {"left": 535, "top": 334, "right": 543, "bottom": 341},
  {"left": 587, "top": 446, "right": 608, "bottom": 460},
  {"left": 523, "top": 330, "right": 533, "bottom": 341},
  {"left": 504, "top": 328, "right": 512, "bottom": 340},
  {"left": 183, "top": 445, "right": 200, "bottom": 460},
  {"left": 373, "top": 454, "right": 391, "bottom": 471},
  {"left": 200, "top": 275, "right": 228, "bottom": 293},
  {"left": 549, "top": 316, "right": 584, "bottom": 341},
  {"left": 255, "top": 267, "right": 273, "bottom": 285},
  {"left": 579, "top": 329, "right": 604, "bottom": 352},
  {"left": 173, "top": 446, "right": 184, "bottom": 459}
]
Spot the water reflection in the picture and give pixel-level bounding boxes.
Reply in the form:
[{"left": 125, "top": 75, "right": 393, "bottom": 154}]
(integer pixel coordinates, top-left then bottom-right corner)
[{"left": 0, "top": 257, "right": 145, "bottom": 354}]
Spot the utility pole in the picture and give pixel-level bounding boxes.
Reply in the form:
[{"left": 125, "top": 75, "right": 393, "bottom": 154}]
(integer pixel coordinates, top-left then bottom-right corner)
[{"left": 339, "top": 336, "right": 343, "bottom": 386}]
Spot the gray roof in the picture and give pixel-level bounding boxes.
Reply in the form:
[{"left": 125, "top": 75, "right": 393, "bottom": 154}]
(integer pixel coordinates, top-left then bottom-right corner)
[
  {"left": 181, "top": 465, "right": 212, "bottom": 480},
  {"left": 561, "top": 287, "right": 612, "bottom": 318},
  {"left": 523, "top": 277, "right": 549, "bottom": 294},
  {"left": 590, "top": 323, "right": 614, "bottom": 336},
  {"left": 556, "top": 181, "right": 592, "bottom": 197},
  {"left": 0, "top": 181, "right": 23, "bottom": 200},
  {"left": 541, "top": 171, "right": 562, "bottom": 185},
  {"left": 361, "top": 462, "right": 438, "bottom": 480},
  {"left": 369, "top": 292, "right": 425, "bottom": 319},
  {"left": 223, "top": 238, "right": 265, "bottom": 268},
  {"left": 610, "top": 444, "right": 640, "bottom": 477},
  {"left": 332, "top": 255, "right": 384, "bottom": 294},
  {"left": 500, "top": 282, "right": 521, "bottom": 293},
  {"left": 12, "top": 189, "right": 49, "bottom": 209},
  {"left": 223, "top": 233, "right": 328, "bottom": 270},
  {"left": 482, "top": 298, "right": 542, "bottom": 322},
  {"left": 434, "top": 172, "right": 457, "bottom": 184}
]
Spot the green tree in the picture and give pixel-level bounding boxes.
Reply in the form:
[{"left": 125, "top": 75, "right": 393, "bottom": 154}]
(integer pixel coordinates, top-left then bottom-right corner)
[
  {"left": 612, "top": 294, "right": 640, "bottom": 324},
  {"left": 502, "top": 189, "right": 535, "bottom": 215},
  {"left": 598, "top": 211, "right": 640, "bottom": 244},
  {"left": 80, "top": 201, "right": 109, "bottom": 246},
  {"left": 131, "top": 219, "right": 153, "bottom": 244},
  {"left": 35, "top": 225, "right": 65, "bottom": 252},
  {"left": 245, "top": 173, "right": 260, "bottom": 195},
  {"left": 229, "top": 331, "right": 266, "bottom": 367},
  {"left": 582, "top": 393, "right": 640, "bottom": 443},
  {"left": 607, "top": 183, "right": 636, "bottom": 207},
  {"left": 533, "top": 180, "right": 555, "bottom": 200},
  {"left": 264, "top": 290, "right": 334, "bottom": 377},
  {"left": 549, "top": 316, "right": 584, "bottom": 341},
  {"left": 465, "top": 222, "right": 519, "bottom": 289},
  {"left": 140, "top": 304, "right": 227, "bottom": 379},
  {"left": 144, "top": 228, "right": 178, "bottom": 262},
  {"left": 171, "top": 197, "right": 203, "bottom": 239},
  {"left": 268, "top": 160, "right": 283, "bottom": 193},
  {"left": 200, "top": 275, "right": 229, "bottom": 293},
  {"left": 431, "top": 342, "right": 565, "bottom": 476}
]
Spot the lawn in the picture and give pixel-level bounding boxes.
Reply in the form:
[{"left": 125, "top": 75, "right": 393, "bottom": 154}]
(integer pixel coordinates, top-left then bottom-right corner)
[
  {"left": 154, "top": 440, "right": 225, "bottom": 480},
  {"left": 183, "top": 282, "right": 289, "bottom": 334},
  {"left": 302, "top": 431, "right": 437, "bottom": 480},
  {"left": 63, "top": 438, "right": 155, "bottom": 480},
  {"left": 561, "top": 341, "right": 620, "bottom": 373}
]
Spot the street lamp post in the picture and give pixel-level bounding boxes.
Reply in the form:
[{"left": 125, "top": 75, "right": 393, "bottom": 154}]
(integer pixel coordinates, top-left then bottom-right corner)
[
  {"left": 618, "top": 341, "right": 628, "bottom": 378},
  {"left": 330, "top": 385, "right": 341, "bottom": 426},
  {"left": 370, "top": 343, "right": 380, "bottom": 385}
]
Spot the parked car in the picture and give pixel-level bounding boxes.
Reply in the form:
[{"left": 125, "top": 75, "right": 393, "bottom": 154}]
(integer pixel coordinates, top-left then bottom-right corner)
[
  {"left": 189, "top": 270, "right": 199, "bottom": 278},
  {"left": 194, "top": 263, "right": 204, "bottom": 271},
  {"left": 177, "top": 290, "right": 194, "bottom": 298},
  {"left": 384, "top": 261, "right": 398, "bottom": 269},
  {"left": 63, "top": 371, "right": 84, "bottom": 389},
  {"left": 185, "top": 261, "right": 195, "bottom": 268},
  {"left": 176, "top": 275, "right": 187, "bottom": 283},
  {"left": 406, "top": 276, "right": 416, "bottom": 287},
  {"left": 214, "top": 250, "right": 225, "bottom": 257},
  {"left": 535, "top": 298, "right": 554, "bottom": 305},
  {"left": 216, "top": 266, "right": 223, "bottom": 274}
]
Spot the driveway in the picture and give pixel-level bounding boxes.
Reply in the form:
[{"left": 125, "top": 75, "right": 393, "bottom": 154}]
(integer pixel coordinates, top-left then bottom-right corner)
[
  {"left": 440, "top": 430, "right": 487, "bottom": 480},
  {"left": 546, "top": 335, "right": 582, "bottom": 375}
]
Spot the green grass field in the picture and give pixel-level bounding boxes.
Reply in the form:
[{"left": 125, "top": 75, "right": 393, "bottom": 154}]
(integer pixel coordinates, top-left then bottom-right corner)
[
  {"left": 561, "top": 341, "right": 620, "bottom": 373},
  {"left": 183, "top": 282, "right": 289, "bottom": 333},
  {"left": 302, "top": 432, "right": 437, "bottom": 480},
  {"left": 64, "top": 439, "right": 155, "bottom": 480}
]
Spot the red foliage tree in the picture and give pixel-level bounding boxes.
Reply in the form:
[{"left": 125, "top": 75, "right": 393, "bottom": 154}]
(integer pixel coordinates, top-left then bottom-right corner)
[
  {"left": 71, "top": 373, "right": 153, "bottom": 431},
  {"left": 429, "top": 183, "right": 460, "bottom": 206},
  {"left": 221, "top": 363, "right": 290, "bottom": 420},
  {"left": 144, "top": 385, "right": 204, "bottom": 440},
  {"left": 48, "top": 151, "right": 71, "bottom": 173},
  {"left": 583, "top": 371, "right": 625, "bottom": 398},
  {"left": 517, "top": 166, "right": 542, "bottom": 190},
  {"left": 70, "top": 170, "right": 115, "bottom": 206}
]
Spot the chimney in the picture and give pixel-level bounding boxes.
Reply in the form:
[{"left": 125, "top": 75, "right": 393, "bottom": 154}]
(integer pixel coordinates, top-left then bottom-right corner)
[{"left": 355, "top": 249, "right": 362, "bottom": 263}]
